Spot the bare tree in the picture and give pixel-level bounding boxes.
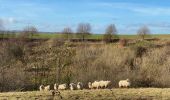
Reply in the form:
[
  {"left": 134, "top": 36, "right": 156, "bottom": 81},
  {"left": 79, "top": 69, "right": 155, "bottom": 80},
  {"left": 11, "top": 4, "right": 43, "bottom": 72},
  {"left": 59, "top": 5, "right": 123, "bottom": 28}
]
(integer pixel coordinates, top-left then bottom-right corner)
[
  {"left": 137, "top": 25, "right": 150, "bottom": 40},
  {"left": 76, "top": 23, "right": 91, "bottom": 41},
  {"left": 0, "top": 19, "right": 5, "bottom": 39},
  {"left": 103, "top": 24, "right": 118, "bottom": 43},
  {"left": 20, "top": 26, "right": 38, "bottom": 39},
  {"left": 62, "top": 27, "right": 73, "bottom": 41}
]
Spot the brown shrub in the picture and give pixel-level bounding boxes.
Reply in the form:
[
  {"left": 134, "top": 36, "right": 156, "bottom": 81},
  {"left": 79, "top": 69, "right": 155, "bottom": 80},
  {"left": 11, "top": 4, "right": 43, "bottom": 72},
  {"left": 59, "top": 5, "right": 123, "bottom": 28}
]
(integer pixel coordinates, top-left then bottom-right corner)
[
  {"left": 0, "top": 40, "right": 170, "bottom": 91},
  {"left": 119, "top": 39, "right": 128, "bottom": 47}
]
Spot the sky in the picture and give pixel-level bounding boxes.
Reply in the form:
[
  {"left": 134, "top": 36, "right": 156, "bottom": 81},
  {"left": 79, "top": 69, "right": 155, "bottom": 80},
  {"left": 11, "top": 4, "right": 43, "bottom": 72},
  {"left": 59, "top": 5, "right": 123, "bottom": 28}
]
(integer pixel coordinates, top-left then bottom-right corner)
[{"left": 0, "top": 0, "right": 170, "bottom": 34}]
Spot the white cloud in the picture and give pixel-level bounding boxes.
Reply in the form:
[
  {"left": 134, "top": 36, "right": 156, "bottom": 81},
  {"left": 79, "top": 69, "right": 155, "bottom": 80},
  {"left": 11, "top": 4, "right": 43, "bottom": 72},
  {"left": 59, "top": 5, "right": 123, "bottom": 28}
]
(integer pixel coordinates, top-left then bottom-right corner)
[
  {"left": 130, "top": 7, "right": 170, "bottom": 16},
  {"left": 125, "top": 22, "right": 170, "bottom": 29},
  {"left": 90, "top": 2, "right": 170, "bottom": 16},
  {"left": 0, "top": 17, "right": 18, "bottom": 25}
]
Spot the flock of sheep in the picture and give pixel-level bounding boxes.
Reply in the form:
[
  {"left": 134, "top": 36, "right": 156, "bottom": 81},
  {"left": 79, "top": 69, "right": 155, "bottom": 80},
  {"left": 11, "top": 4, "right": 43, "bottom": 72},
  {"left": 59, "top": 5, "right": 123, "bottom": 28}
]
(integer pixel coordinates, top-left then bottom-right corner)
[{"left": 39, "top": 79, "right": 130, "bottom": 91}]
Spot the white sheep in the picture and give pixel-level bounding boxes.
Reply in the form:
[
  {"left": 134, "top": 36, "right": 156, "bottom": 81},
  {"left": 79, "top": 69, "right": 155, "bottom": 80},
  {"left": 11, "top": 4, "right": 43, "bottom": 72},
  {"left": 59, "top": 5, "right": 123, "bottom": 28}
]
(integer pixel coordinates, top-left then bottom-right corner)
[
  {"left": 70, "top": 83, "right": 77, "bottom": 90},
  {"left": 88, "top": 80, "right": 111, "bottom": 89},
  {"left": 92, "top": 81, "right": 100, "bottom": 89},
  {"left": 119, "top": 79, "right": 131, "bottom": 88},
  {"left": 77, "top": 82, "right": 83, "bottom": 90},
  {"left": 99, "top": 80, "right": 111, "bottom": 89},
  {"left": 39, "top": 85, "right": 44, "bottom": 91},
  {"left": 99, "top": 80, "right": 105, "bottom": 88},
  {"left": 88, "top": 81, "right": 100, "bottom": 89},
  {"left": 58, "top": 84, "right": 67, "bottom": 90},
  {"left": 54, "top": 83, "right": 58, "bottom": 90},
  {"left": 88, "top": 82, "right": 92, "bottom": 89},
  {"left": 44, "top": 85, "right": 50, "bottom": 91}
]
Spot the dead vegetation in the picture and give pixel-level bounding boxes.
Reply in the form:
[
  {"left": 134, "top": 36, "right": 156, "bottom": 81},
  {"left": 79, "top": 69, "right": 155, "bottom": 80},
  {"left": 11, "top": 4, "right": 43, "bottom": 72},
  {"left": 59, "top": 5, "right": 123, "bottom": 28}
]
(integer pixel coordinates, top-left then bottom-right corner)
[{"left": 0, "top": 39, "right": 169, "bottom": 92}]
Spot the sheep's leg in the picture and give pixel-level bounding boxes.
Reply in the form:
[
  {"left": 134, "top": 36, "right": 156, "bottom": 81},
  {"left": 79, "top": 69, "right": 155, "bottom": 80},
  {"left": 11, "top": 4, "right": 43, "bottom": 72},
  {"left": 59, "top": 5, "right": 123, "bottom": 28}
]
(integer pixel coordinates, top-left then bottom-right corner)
[{"left": 105, "top": 85, "right": 107, "bottom": 89}]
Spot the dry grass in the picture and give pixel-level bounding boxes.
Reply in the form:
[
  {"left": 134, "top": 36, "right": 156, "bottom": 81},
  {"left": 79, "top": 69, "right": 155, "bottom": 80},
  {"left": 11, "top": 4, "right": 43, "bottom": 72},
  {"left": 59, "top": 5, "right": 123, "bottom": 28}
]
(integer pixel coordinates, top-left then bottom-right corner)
[
  {"left": 0, "top": 88, "right": 169, "bottom": 100},
  {"left": 0, "top": 40, "right": 169, "bottom": 92}
]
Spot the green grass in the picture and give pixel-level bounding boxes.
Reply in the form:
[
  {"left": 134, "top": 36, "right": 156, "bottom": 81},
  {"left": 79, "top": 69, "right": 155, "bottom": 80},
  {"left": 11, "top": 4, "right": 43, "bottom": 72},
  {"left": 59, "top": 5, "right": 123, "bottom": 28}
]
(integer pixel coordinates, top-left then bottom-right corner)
[
  {"left": 1, "top": 33, "right": 170, "bottom": 40},
  {"left": 33, "top": 34, "right": 170, "bottom": 40},
  {"left": 0, "top": 88, "right": 169, "bottom": 100}
]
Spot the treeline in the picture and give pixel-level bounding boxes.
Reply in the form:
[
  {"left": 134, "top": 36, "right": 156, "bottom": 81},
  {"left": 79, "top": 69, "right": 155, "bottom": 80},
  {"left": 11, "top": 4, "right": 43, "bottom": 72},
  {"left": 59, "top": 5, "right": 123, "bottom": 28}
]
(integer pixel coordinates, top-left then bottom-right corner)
[{"left": 0, "top": 23, "right": 151, "bottom": 42}]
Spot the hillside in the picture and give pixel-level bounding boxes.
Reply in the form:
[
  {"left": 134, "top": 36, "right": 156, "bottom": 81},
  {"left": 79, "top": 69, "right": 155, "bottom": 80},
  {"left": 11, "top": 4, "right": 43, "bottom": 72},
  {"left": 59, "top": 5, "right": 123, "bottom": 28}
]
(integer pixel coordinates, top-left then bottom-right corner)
[{"left": 0, "top": 38, "right": 169, "bottom": 92}]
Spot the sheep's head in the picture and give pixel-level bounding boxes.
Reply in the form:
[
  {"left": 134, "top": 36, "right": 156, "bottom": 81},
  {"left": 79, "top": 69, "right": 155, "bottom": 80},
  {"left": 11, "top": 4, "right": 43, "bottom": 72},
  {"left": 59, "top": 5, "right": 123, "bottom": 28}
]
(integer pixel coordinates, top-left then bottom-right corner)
[
  {"left": 77, "top": 82, "right": 81, "bottom": 85},
  {"left": 107, "top": 81, "right": 111, "bottom": 85},
  {"left": 46, "top": 85, "right": 50, "bottom": 88},
  {"left": 70, "top": 83, "right": 76, "bottom": 87},
  {"left": 54, "top": 83, "right": 59, "bottom": 87},
  {"left": 62, "top": 84, "right": 67, "bottom": 87},
  {"left": 40, "top": 85, "right": 45, "bottom": 89},
  {"left": 126, "top": 79, "right": 130, "bottom": 82},
  {"left": 54, "top": 83, "right": 59, "bottom": 89},
  {"left": 88, "top": 82, "right": 92, "bottom": 88}
]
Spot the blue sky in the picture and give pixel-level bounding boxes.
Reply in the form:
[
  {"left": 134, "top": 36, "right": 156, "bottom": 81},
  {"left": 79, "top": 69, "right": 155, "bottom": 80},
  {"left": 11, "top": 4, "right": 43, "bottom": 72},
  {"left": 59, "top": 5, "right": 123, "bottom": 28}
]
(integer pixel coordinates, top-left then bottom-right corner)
[{"left": 0, "top": 0, "right": 170, "bottom": 34}]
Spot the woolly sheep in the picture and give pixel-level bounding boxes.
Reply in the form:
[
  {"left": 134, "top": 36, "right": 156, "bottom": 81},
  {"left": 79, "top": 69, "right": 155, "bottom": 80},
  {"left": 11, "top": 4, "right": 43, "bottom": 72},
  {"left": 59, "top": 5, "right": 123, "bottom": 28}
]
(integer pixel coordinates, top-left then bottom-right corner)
[
  {"left": 77, "top": 82, "right": 83, "bottom": 90},
  {"left": 99, "top": 80, "right": 111, "bottom": 89},
  {"left": 58, "top": 84, "right": 67, "bottom": 90},
  {"left": 92, "top": 81, "right": 100, "bottom": 89},
  {"left": 99, "top": 80, "right": 105, "bottom": 88},
  {"left": 119, "top": 79, "right": 131, "bottom": 88},
  {"left": 70, "top": 83, "right": 77, "bottom": 90},
  {"left": 88, "top": 82, "right": 92, "bottom": 89},
  {"left": 39, "top": 85, "right": 44, "bottom": 91},
  {"left": 54, "top": 83, "right": 58, "bottom": 90},
  {"left": 88, "top": 80, "right": 111, "bottom": 89},
  {"left": 44, "top": 85, "right": 50, "bottom": 91},
  {"left": 88, "top": 81, "right": 100, "bottom": 89}
]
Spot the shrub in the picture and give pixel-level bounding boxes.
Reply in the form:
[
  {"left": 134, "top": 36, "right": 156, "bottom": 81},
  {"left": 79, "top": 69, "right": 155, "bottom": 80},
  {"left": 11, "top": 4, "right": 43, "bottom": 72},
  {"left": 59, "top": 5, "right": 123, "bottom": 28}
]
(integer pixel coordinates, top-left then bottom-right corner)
[
  {"left": 103, "top": 33, "right": 113, "bottom": 43},
  {"left": 0, "top": 40, "right": 170, "bottom": 91},
  {"left": 7, "top": 43, "right": 24, "bottom": 59},
  {"left": 119, "top": 39, "right": 128, "bottom": 47},
  {"left": 130, "top": 46, "right": 147, "bottom": 58}
]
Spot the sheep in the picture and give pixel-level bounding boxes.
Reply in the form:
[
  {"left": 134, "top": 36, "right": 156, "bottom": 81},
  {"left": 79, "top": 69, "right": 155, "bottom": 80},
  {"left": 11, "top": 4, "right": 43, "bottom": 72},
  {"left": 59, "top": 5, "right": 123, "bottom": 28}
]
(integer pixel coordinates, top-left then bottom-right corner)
[
  {"left": 44, "top": 85, "right": 50, "bottom": 91},
  {"left": 69, "top": 83, "right": 77, "bottom": 90},
  {"left": 58, "top": 84, "right": 67, "bottom": 90},
  {"left": 39, "top": 85, "right": 44, "bottom": 91},
  {"left": 54, "top": 83, "right": 58, "bottom": 90},
  {"left": 92, "top": 81, "right": 100, "bottom": 89},
  {"left": 99, "top": 80, "right": 111, "bottom": 89},
  {"left": 99, "top": 80, "right": 105, "bottom": 88},
  {"left": 88, "top": 80, "right": 111, "bottom": 89},
  {"left": 77, "top": 82, "right": 83, "bottom": 90},
  {"left": 88, "top": 81, "right": 101, "bottom": 89},
  {"left": 119, "top": 79, "right": 131, "bottom": 88},
  {"left": 88, "top": 82, "right": 92, "bottom": 89}
]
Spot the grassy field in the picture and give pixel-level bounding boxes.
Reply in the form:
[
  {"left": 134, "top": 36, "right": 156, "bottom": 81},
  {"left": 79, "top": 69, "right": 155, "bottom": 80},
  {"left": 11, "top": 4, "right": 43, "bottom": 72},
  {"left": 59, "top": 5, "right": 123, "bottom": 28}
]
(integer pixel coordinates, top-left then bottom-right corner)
[
  {"left": 0, "top": 88, "right": 169, "bottom": 100},
  {"left": 33, "top": 34, "right": 170, "bottom": 39},
  {"left": 1, "top": 33, "right": 170, "bottom": 39}
]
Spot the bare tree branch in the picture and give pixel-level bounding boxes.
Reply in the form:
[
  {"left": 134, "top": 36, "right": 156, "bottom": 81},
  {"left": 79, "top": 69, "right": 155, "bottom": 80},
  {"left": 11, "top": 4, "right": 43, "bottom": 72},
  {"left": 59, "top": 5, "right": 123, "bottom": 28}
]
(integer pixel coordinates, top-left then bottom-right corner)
[
  {"left": 62, "top": 27, "right": 73, "bottom": 41},
  {"left": 103, "top": 24, "right": 118, "bottom": 43},
  {"left": 21, "top": 26, "right": 38, "bottom": 39},
  {"left": 76, "top": 23, "right": 91, "bottom": 41},
  {"left": 137, "top": 25, "right": 151, "bottom": 40}
]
